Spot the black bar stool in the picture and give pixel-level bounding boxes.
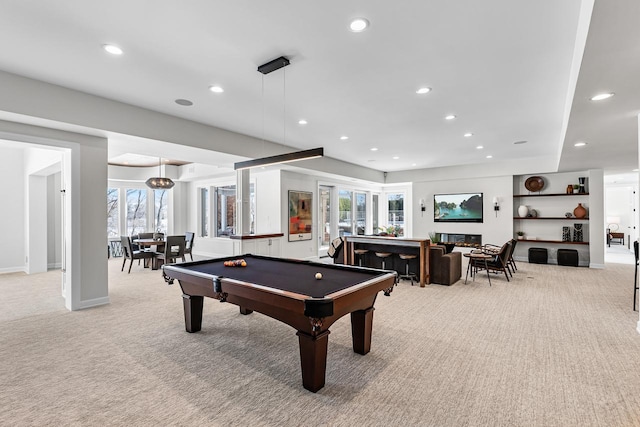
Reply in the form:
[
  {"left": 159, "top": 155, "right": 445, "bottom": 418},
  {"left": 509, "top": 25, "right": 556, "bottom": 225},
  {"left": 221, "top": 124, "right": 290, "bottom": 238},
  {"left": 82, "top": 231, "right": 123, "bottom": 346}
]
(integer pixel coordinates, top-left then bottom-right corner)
[
  {"left": 398, "top": 254, "right": 418, "bottom": 285},
  {"left": 354, "top": 249, "right": 369, "bottom": 267}
]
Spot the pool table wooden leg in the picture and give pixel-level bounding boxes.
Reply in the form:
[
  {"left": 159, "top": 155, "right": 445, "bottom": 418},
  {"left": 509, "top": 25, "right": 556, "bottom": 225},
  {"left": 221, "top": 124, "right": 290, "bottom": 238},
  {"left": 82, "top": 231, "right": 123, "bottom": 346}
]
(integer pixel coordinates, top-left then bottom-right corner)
[
  {"left": 296, "top": 330, "right": 330, "bottom": 392},
  {"left": 351, "top": 307, "right": 374, "bottom": 355},
  {"left": 239, "top": 307, "right": 253, "bottom": 315},
  {"left": 182, "top": 294, "right": 203, "bottom": 333}
]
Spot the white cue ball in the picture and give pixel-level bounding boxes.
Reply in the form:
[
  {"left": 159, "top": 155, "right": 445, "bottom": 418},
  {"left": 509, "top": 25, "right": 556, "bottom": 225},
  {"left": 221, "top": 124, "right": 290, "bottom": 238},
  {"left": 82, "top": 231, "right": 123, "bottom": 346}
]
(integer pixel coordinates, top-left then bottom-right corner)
[{"left": 315, "top": 272, "right": 322, "bottom": 280}]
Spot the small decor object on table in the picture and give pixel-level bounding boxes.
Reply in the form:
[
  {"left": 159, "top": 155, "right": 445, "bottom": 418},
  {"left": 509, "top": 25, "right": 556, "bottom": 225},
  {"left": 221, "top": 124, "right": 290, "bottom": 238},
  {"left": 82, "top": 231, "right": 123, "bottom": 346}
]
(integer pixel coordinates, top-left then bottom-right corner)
[
  {"left": 573, "top": 203, "right": 587, "bottom": 219},
  {"left": 562, "top": 226, "right": 571, "bottom": 242},
  {"left": 573, "top": 224, "right": 583, "bottom": 242}
]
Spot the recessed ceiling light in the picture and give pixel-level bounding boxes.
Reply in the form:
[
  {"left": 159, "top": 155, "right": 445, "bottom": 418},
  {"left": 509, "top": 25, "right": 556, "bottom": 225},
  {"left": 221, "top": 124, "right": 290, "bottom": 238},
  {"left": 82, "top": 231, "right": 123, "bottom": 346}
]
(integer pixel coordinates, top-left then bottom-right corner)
[
  {"left": 574, "top": 142, "right": 587, "bottom": 147},
  {"left": 349, "top": 18, "right": 369, "bottom": 32},
  {"left": 392, "top": 156, "right": 400, "bottom": 160},
  {"left": 464, "top": 133, "right": 473, "bottom": 137},
  {"left": 416, "top": 87, "right": 431, "bottom": 94},
  {"left": 445, "top": 115, "right": 456, "bottom": 120},
  {"left": 175, "top": 99, "right": 193, "bottom": 106},
  {"left": 370, "top": 147, "right": 378, "bottom": 151},
  {"left": 486, "top": 155, "right": 493, "bottom": 159},
  {"left": 340, "top": 136, "right": 349, "bottom": 140},
  {"left": 633, "top": 169, "right": 639, "bottom": 172},
  {"left": 367, "top": 159, "right": 376, "bottom": 162},
  {"left": 412, "top": 163, "right": 417, "bottom": 166},
  {"left": 476, "top": 145, "right": 483, "bottom": 149},
  {"left": 103, "top": 44, "right": 123, "bottom": 55},
  {"left": 590, "top": 93, "right": 614, "bottom": 101},
  {"left": 513, "top": 140, "right": 527, "bottom": 145},
  {"left": 209, "top": 85, "right": 224, "bottom": 93},
  {"left": 298, "top": 119, "right": 307, "bottom": 125}
]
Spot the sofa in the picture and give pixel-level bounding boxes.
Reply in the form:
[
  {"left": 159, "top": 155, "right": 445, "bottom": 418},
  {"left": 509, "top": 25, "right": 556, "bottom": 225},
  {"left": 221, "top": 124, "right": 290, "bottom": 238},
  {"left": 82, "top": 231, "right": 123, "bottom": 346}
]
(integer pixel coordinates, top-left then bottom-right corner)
[{"left": 429, "top": 245, "right": 462, "bottom": 285}]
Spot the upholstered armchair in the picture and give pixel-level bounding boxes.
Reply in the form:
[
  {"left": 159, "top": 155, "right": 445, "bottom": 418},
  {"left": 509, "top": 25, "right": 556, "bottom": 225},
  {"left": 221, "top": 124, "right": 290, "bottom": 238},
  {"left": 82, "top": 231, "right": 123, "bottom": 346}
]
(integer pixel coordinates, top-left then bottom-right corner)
[{"left": 429, "top": 245, "right": 462, "bottom": 285}]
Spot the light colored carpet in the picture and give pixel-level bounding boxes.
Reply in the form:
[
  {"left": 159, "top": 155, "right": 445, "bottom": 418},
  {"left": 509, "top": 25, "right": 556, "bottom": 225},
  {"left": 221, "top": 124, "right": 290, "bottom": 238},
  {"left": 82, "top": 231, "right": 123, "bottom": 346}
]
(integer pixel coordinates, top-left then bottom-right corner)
[{"left": 1, "top": 257, "right": 640, "bottom": 426}]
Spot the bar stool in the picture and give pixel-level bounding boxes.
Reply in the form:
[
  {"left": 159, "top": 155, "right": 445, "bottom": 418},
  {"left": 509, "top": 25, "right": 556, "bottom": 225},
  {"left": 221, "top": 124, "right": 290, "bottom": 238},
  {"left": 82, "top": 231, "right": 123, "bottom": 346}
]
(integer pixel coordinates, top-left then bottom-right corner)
[
  {"left": 354, "top": 249, "right": 369, "bottom": 267},
  {"left": 375, "top": 252, "right": 392, "bottom": 270},
  {"left": 398, "top": 254, "right": 418, "bottom": 286}
]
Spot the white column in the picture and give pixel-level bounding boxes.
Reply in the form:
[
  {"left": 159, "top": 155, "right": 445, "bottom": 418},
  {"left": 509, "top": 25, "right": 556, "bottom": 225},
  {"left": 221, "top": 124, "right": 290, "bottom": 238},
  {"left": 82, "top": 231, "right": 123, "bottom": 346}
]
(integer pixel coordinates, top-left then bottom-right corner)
[{"left": 236, "top": 169, "right": 251, "bottom": 235}]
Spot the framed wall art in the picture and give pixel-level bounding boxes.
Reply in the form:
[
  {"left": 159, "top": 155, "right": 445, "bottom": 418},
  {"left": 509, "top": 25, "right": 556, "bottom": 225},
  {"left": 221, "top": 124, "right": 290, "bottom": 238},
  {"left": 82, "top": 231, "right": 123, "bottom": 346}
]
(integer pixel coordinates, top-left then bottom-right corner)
[{"left": 288, "top": 190, "right": 312, "bottom": 241}]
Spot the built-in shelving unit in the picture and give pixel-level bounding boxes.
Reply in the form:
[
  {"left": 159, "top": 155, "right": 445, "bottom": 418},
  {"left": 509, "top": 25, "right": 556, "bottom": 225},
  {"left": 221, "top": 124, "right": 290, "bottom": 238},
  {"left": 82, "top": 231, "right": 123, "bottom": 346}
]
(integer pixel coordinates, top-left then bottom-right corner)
[
  {"left": 513, "top": 172, "right": 597, "bottom": 267},
  {"left": 514, "top": 190, "right": 590, "bottom": 246}
]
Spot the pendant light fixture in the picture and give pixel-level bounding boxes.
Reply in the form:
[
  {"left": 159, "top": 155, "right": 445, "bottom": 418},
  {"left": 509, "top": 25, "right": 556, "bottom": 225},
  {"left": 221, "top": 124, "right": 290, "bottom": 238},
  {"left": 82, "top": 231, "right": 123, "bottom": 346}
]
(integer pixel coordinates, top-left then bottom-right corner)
[
  {"left": 233, "top": 56, "right": 323, "bottom": 170},
  {"left": 146, "top": 157, "right": 175, "bottom": 189}
]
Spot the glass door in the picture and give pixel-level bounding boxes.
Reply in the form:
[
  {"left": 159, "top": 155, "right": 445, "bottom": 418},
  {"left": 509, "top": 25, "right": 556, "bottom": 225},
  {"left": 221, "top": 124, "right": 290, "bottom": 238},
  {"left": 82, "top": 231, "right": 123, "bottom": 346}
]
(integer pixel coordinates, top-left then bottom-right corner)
[{"left": 339, "top": 190, "right": 354, "bottom": 237}]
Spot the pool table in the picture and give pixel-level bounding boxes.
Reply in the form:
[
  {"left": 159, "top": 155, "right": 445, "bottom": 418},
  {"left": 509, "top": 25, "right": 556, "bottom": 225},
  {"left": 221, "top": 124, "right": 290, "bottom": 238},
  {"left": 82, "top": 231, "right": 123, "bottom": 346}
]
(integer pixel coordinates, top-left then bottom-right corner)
[{"left": 162, "top": 254, "right": 396, "bottom": 392}]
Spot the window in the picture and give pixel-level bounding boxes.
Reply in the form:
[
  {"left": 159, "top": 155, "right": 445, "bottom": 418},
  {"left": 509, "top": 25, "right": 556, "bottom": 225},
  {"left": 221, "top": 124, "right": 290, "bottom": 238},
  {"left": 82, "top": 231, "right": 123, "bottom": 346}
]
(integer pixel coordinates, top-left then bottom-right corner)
[
  {"left": 216, "top": 185, "right": 236, "bottom": 237},
  {"left": 387, "top": 192, "right": 404, "bottom": 236},
  {"left": 126, "top": 189, "right": 147, "bottom": 235},
  {"left": 154, "top": 189, "right": 168, "bottom": 233},
  {"left": 107, "top": 188, "right": 119, "bottom": 237},
  {"left": 200, "top": 188, "right": 209, "bottom": 237}
]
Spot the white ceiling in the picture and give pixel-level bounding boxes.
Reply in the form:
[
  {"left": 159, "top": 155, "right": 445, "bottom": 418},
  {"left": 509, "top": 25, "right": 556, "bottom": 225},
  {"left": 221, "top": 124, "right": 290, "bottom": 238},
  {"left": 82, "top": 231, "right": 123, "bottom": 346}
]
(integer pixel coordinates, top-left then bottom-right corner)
[{"left": 0, "top": 0, "right": 637, "bottom": 180}]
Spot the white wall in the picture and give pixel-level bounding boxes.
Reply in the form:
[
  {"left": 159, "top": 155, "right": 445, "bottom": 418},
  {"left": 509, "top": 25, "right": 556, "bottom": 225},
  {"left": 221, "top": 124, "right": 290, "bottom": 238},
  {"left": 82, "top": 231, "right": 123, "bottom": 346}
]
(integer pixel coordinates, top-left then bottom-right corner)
[
  {"left": 253, "top": 169, "right": 281, "bottom": 234},
  {"left": 412, "top": 175, "right": 514, "bottom": 245},
  {"left": 0, "top": 147, "right": 25, "bottom": 273}
]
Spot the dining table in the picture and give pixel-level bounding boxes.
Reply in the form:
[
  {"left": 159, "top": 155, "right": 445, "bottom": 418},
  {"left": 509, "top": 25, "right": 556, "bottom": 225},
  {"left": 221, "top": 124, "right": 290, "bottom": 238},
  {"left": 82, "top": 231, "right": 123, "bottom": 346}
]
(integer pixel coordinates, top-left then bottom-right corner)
[
  {"left": 463, "top": 252, "right": 493, "bottom": 286},
  {"left": 133, "top": 238, "right": 165, "bottom": 269}
]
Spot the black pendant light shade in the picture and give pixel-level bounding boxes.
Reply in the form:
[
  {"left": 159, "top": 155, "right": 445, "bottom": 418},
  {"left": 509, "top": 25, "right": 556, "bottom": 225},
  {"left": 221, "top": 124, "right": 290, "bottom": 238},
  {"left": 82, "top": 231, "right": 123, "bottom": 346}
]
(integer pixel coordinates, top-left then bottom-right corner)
[{"left": 146, "top": 158, "right": 175, "bottom": 189}]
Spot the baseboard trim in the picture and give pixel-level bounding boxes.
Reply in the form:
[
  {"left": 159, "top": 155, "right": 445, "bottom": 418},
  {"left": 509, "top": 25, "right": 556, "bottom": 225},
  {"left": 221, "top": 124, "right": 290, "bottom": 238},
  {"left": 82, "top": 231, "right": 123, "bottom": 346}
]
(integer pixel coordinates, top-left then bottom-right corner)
[
  {"left": 0, "top": 266, "right": 27, "bottom": 274},
  {"left": 74, "top": 296, "right": 110, "bottom": 311},
  {"left": 637, "top": 320, "right": 640, "bottom": 335}
]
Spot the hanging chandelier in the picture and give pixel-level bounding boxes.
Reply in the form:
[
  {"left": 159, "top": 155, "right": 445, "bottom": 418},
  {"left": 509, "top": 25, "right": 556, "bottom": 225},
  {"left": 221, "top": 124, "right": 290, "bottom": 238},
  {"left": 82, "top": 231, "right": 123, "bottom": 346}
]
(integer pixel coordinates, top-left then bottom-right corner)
[{"left": 146, "top": 157, "right": 175, "bottom": 189}]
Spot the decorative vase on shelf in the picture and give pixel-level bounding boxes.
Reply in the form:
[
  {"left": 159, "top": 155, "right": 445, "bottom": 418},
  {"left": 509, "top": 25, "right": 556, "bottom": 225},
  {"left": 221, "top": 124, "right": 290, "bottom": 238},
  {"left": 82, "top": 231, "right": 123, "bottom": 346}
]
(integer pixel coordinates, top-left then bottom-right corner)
[
  {"left": 578, "top": 177, "right": 587, "bottom": 193},
  {"left": 566, "top": 184, "right": 574, "bottom": 194},
  {"left": 518, "top": 205, "right": 529, "bottom": 218},
  {"left": 573, "top": 203, "right": 587, "bottom": 219},
  {"left": 573, "top": 223, "right": 583, "bottom": 242},
  {"left": 562, "top": 226, "right": 571, "bottom": 242}
]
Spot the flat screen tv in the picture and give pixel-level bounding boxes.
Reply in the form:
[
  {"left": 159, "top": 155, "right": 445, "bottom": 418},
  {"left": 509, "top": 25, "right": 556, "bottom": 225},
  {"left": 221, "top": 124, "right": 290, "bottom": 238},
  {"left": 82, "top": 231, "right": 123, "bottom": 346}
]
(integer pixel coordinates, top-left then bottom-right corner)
[{"left": 434, "top": 193, "right": 483, "bottom": 223}]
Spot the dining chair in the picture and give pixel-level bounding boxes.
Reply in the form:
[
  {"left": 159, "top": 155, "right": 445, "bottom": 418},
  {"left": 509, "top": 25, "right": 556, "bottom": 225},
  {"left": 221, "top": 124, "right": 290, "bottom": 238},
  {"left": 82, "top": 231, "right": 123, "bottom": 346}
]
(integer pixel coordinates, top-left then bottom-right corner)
[
  {"left": 155, "top": 235, "right": 187, "bottom": 268},
  {"left": 120, "top": 236, "right": 156, "bottom": 274},
  {"left": 184, "top": 232, "right": 195, "bottom": 261},
  {"left": 472, "top": 240, "right": 513, "bottom": 282}
]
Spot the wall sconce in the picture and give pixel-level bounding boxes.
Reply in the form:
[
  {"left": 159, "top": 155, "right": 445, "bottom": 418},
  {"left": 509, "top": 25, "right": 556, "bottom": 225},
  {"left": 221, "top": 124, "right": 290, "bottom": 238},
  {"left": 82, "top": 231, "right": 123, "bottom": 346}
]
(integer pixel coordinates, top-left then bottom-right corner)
[
  {"left": 419, "top": 199, "right": 426, "bottom": 217},
  {"left": 493, "top": 197, "right": 500, "bottom": 217}
]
